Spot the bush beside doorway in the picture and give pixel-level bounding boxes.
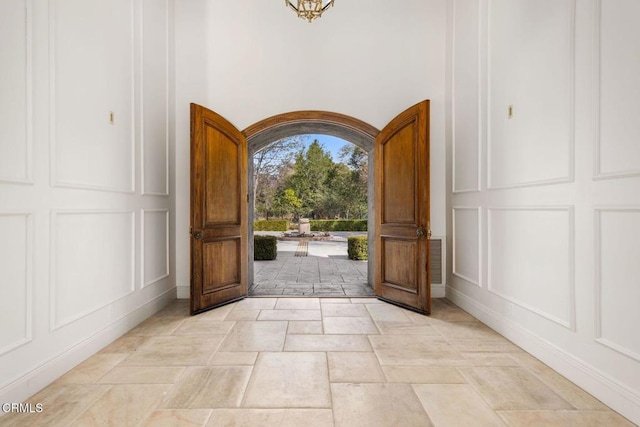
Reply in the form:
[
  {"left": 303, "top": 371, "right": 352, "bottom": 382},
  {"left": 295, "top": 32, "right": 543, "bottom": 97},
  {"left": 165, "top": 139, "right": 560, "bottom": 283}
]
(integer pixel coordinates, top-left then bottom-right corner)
[{"left": 347, "top": 235, "right": 368, "bottom": 260}]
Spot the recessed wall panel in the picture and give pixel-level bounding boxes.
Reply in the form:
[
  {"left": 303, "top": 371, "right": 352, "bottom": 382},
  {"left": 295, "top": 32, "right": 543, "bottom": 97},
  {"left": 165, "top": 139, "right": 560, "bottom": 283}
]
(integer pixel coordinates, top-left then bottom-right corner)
[
  {"left": 453, "top": 0, "right": 480, "bottom": 193},
  {"left": 52, "top": 0, "right": 134, "bottom": 192},
  {"left": 0, "top": 0, "right": 31, "bottom": 183},
  {"left": 596, "top": 210, "right": 640, "bottom": 360},
  {"left": 52, "top": 211, "right": 134, "bottom": 329},
  {"left": 142, "top": 0, "right": 169, "bottom": 195},
  {"left": 488, "top": 208, "right": 574, "bottom": 328},
  {"left": 143, "top": 210, "right": 169, "bottom": 287},
  {"left": 488, "top": 0, "right": 573, "bottom": 188},
  {"left": 0, "top": 214, "right": 31, "bottom": 354},
  {"left": 597, "top": 0, "right": 640, "bottom": 177},
  {"left": 453, "top": 207, "right": 480, "bottom": 285}
]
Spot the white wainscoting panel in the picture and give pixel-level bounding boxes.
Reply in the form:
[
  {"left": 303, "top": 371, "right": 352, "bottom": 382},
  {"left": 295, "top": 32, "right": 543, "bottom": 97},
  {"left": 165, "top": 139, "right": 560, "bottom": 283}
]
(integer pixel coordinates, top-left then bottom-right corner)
[
  {"left": 487, "top": 0, "right": 574, "bottom": 189},
  {"left": 488, "top": 207, "right": 575, "bottom": 329},
  {"left": 453, "top": 207, "right": 481, "bottom": 286},
  {"left": 0, "top": 0, "right": 32, "bottom": 184},
  {"left": 50, "top": 0, "right": 134, "bottom": 192},
  {"left": 0, "top": 214, "right": 32, "bottom": 355},
  {"left": 142, "top": 209, "right": 170, "bottom": 287},
  {"left": 141, "top": 0, "right": 169, "bottom": 196},
  {"left": 594, "top": 0, "right": 640, "bottom": 179},
  {"left": 51, "top": 211, "right": 135, "bottom": 330},
  {"left": 595, "top": 209, "right": 640, "bottom": 361},
  {"left": 453, "top": 0, "right": 481, "bottom": 193}
]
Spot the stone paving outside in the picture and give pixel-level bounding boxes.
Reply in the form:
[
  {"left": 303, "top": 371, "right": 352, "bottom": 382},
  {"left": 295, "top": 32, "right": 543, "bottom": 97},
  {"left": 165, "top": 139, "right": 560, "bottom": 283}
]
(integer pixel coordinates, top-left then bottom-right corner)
[{"left": 251, "top": 233, "right": 373, "bottom": 297}]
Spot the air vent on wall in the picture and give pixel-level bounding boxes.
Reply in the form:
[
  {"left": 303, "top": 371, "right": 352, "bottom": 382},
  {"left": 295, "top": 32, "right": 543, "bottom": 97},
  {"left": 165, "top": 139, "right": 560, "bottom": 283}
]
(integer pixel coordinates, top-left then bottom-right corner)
[{"left": 430, "top": 238, "right": 443, "bottom": 285}]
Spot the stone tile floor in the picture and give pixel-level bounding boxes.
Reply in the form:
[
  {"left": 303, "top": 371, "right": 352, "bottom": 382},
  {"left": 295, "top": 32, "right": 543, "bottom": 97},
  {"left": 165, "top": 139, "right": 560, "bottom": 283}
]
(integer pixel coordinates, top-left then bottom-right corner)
[
  {"left": 251, "top": 240, "right": 373, "bottom": 297},
  {"left": 1, "top": 298, "right": 634, "bottom": 426}
]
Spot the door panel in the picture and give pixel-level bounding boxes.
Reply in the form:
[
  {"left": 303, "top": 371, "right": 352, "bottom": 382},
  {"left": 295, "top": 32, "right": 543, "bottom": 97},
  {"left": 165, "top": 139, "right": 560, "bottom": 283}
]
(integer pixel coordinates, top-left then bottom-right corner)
[
  {"left": 375, "top": 101, "right": 430, "bottom": 314},
  {"left": 191, "top": 103, "right": 247, "bottom": 315}
]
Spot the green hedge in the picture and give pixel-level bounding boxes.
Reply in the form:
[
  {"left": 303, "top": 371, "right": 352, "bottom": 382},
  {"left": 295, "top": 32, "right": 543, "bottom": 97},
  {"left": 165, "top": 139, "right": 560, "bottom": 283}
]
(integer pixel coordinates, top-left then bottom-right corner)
[
  {"left": 254, "top": 235, "right": 277, "bottom": 260},
  {"left": 310, "top": 220, "right": 367, "bottom": 232},
  {"left": 347, "top": 235, "right": 368, "bottom": 260},
  {"left": 254, "top": 220, "right": 288, "bottom": 232}
]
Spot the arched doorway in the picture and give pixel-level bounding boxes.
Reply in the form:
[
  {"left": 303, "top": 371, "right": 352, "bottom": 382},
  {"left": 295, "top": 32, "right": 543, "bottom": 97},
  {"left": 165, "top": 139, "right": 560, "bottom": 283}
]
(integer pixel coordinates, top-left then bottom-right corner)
[{"left": 242, "top": 111, "right": 380, "bottom": 290}]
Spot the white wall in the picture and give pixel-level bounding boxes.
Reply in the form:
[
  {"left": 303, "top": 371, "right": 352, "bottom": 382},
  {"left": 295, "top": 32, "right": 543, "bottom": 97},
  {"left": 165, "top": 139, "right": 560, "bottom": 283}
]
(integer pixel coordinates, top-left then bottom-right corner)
[
  {"left": 0, "top": 0, "right": 175, "bottom": 403},
  {"left": 174, "top": 0, "right": 448, "bottom": 298},
  {"left": 447, "top": 0, "right": 640, "bottom": 423}
]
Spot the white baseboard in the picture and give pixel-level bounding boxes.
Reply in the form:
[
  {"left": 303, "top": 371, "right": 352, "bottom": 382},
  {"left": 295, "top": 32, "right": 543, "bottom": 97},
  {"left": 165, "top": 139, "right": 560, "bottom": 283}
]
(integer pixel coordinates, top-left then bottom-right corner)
[
  {"left": 431, "top": 283, "right": 445, "bottom": 298},
  {"left": 0, "top": 288, "right": 176, "bottom": 405},
  {"left": 177, "top": 285, "right": 189, "bottom": 299},
  {"left": 447, "top": 287, "right": 640, "bottom": 425}
]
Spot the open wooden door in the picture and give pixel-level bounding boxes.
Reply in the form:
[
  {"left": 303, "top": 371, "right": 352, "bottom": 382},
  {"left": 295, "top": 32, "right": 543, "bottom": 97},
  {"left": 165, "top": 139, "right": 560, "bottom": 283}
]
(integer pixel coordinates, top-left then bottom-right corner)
[
  {"left": 190, "top": 103, "right": 248, "bottom": 315},
  {"left": 374, "top": 100, "right": 431, "bottom": 314}
]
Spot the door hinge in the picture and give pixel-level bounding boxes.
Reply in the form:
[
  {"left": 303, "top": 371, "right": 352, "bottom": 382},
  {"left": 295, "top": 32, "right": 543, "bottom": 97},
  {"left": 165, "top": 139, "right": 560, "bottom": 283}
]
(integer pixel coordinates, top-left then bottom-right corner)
[
  {"left": 189, "top": 226, "right": 193, "bottom": 235},
  {"left": 427, "top": 221, "right": 432, "bottom": 239}
]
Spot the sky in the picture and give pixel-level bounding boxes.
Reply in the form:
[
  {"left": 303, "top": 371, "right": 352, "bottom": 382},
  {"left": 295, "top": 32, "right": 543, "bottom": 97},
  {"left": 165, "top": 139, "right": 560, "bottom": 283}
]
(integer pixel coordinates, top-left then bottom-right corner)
[{"left": 301, "top": 134, "right": 351, "bottom": 163}]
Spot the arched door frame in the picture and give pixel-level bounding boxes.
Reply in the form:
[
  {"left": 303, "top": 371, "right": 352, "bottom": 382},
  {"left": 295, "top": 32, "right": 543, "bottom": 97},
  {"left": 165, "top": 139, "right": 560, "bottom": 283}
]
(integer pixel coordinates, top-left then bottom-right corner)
[{"left": 242, "top": 111, "right": 380, "bottom": 290}]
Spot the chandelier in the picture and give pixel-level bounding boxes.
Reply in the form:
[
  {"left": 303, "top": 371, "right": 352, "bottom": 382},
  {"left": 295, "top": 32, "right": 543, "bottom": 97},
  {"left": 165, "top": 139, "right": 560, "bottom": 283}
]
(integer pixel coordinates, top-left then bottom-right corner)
[{"left": 286, "top": 0, "right": 335, "bottom": 23}]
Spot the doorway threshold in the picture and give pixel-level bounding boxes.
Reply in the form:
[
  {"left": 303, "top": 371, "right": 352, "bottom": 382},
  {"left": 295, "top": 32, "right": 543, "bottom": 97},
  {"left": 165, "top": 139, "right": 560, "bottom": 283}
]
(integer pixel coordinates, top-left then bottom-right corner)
[{"left": 249, "top": 282, "right": 374, "bottom": 297}]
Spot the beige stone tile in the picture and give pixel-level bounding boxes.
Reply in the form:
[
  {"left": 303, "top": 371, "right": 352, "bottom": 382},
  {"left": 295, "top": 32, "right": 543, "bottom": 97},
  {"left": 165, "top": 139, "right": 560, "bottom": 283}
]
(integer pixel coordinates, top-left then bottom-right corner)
[
  {"left": 287, "top": 321, "right": 323, "bottom": 334},
  {"left": 208, "top": 352, "right": 258, "bottom": 366},
  {"left": 321, "top": 303, "right": 370, "bottom": 317},
  {"left": 322, "top": 317, "right": 379, "bottom": 334},
  {"left": 0, "top": 384, "right": 110, "bottom": 427},
  {"left": 153, "top": 300, "right": 191, "bottom": 318},
  {"left": 462, "top": 352, "right": 522, "bottom": 367},
  {"left": 366, "top": 303, "right": 413, "bottom": 323},
  {"left": 121, "top": 336, "right": 224, "bottom": 366},
  {"left": 143, "top": 409, "right": 212, "bottom": 427},
  {"left": 321, "top": 298, "right": 352, "bottom": 304},
  {"left": 74, "top": 384, "right": 171, "bottom": 426},
  {"left": 207, "top": 409, "right": 333, "bottom": 427},
  {"left": 164, "top": 367, "right": 252, "bottom": 409},
  {"left": 369, "top": 335, "right": 467, "bottom": 366},
  {"left": 243, "top": 352, "right": 331, "bottom": 408},
  {"left": 497, "top": 410, "right": 636, "bottom": 427},
  {"left": 382, "top": 366, "right": 466, "bottom": 384},
  {"left": 196, "top": 303, "right": 236, "bottom": 320},
  {"left": 429, "top": 308, "right": 478, "bottom": 322},
  {"left": 431, "top": 320, "right": 503, "bottom": 341},
  {"left": 55, "top": 353, "right": 129, "bottom": 384},
  {"left": 99, "top": 336, "right": 150, "bottom": 354},
  {"left": 510, "top": 353, "right": 609, "bottom": 410},
  {"left": 331, "top": 383, "right": 433, "bottom": 427},
  {"left": 375, "top": 321, "right": 439, "bottom": 335},
  {"left": 284, "top": 334, "right": 372, "bottom": 352},
  {"left": 233, "top": 298, "right": 277, "bottom": 310},
  {"left": 328, "top": 352, "right": 386, "bottom": 383},
  {"left": 98, "top": 367, "right": 185, "bottom": 384},
  {"left": 172, "top": 320, "right": 235, "bottom": 335},
  {"left": 413, "top": 384, "right": 507, "bottom": 426},
  {"left": 274, "top": 298, "right": 321, "bottom": 310},
  {"left": 350, "top": 298, "right": 381, "bottom": 304},
  {"left": 257, "top": 309, "right": 321, "bottom": 321},
  {"left": 449, "top": 339, "right": 523, "bottom": 353},
  {"left": 127, "top": 316, "right": 186, "bottom": 336},
  {"left": 460, "top": 367, "right": 574, "bottom": 410},
  {"left": 225, "top": 309, "right": 260, "bottom": 321},
  {"left": 218, "top": 321, "right": 288, "bottom": 352}
]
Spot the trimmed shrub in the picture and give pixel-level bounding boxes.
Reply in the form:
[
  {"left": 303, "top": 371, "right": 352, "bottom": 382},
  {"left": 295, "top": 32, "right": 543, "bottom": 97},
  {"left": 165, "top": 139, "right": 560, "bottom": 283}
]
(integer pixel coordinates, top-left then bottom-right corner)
[
  {"left": 310, "top": 220, "right": 367, "bottom": 232},
  {"left": 347, "top": 235, "right": 368, "bottom": 260},
  {"left": 254, "top": 220, "right": 288, "bottom": 232},
  {"left": 254, "top": 235, "right": 278, "bottom": 260}
]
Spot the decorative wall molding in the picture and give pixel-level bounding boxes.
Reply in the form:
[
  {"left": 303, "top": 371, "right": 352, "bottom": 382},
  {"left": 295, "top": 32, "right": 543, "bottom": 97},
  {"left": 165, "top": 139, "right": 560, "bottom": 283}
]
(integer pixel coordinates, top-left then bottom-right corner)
[
  {"left": 141, "top": 209, "right": 170, "bottom": 288},
  {"left": 594, "top": 207, "right": 640, "bottom": 362},
  {"left": 48, "top": 0, "right": 136, "bottom": 194},
  {"left": 0, "top": 0, "right": 33, "bottom": 185},
  {"left": 49, "top": 210, "right": 136, "bottom": 331},
  {"left": 487, "top": 206, "right": 576, "bottom": 330},
  {"left": 140, "top": 0, "right": 170, "bottom": 196},
  {"left": 486, "top": 0, "right": 576, "bottom": 191},
  {"left": 452, "top": 206, "right": 481, "bottom": 287},
  {"left": 592, "top": 0, "right": 640, "bottom": 181},
  {"left": 451, "top": 0, "right": 482, "bottom": 194},
  {"left": 0, "top": 212, "right": 33, "bottom": 356}
]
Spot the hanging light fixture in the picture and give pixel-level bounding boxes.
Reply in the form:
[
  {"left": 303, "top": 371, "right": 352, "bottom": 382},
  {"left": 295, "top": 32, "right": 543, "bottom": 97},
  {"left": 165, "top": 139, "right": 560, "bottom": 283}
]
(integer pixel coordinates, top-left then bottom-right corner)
[{"left": 286, "top": 0, "right": 335, "bottom": 23}]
